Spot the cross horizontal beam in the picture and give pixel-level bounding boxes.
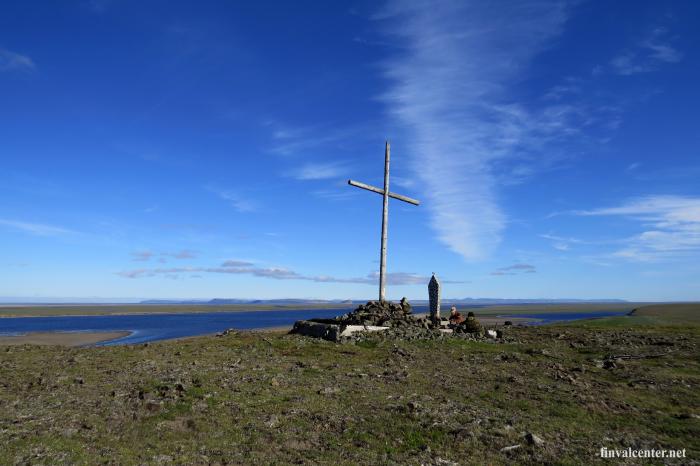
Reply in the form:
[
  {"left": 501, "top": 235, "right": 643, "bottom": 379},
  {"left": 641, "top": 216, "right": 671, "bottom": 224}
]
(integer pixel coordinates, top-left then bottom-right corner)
[{"left": 347, "top": 179, "right": 420, "bottom": 206}]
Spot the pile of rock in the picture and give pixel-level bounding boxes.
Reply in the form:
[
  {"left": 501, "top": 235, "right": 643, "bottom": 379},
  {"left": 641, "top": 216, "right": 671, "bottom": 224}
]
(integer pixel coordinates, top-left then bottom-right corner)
[
  {"left": 291, "top": 299, "right": 507, "bottom": 344},
  {"left": 334, "top": 299, "right": 419, "bottom": 327},
  {"left": 291, "top": 299, "right": 428, "bottom": 342}
]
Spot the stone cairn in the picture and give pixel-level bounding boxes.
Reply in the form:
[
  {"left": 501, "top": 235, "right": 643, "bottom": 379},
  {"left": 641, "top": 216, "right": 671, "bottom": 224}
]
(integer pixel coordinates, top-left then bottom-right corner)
[
  {"left": 331, "top": 299, "right": 437, "bottom": 343},
  {"left": 291, "top": 274, "right": 504, "bottom": 343},
  {"left": 334, "top": 299, "right": 417, "bottom": 327},
  {"left": 334, "top": 300, "right": 496, "bottom": 343}
]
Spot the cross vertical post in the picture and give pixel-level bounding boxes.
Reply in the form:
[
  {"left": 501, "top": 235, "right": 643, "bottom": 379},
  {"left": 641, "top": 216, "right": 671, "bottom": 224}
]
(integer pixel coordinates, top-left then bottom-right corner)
[
  {"left": 379, "top": 141, "right": 390, "bottom": 302},
  {"left": 347, "top": 141, "right": 420, "bottom": 303}
]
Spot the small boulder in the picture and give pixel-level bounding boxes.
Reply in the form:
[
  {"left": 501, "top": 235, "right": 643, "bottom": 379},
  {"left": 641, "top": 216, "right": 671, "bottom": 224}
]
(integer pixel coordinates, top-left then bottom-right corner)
[
  {"left": 145, "top": 401, "right": 161, "bottom": 412},
  {"left": 525, "top": 432, "right": 544, "bottom": 447},
  {"left": 602, "top": 360, "right": 617, "bottom": 370}
]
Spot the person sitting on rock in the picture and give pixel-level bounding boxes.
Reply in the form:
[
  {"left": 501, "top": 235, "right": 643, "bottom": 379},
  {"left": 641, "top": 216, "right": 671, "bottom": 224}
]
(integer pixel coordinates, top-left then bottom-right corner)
[
  {"left": 448, "top": 306, "right": 465, "bottom": 327},
  {"left": 400, "top": 297, "right": 412, "bottom": 314},
  {"left": 461, "top": 312, "right": 482, "bottom": 334}
]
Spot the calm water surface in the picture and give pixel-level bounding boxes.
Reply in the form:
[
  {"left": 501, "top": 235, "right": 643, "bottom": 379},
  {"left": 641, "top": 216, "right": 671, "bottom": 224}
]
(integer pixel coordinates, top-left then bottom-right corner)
[
  {"left": 0, "top": 308, "right": 630, "bottom": 345},
  {"left": 0, "top": 309, "right": 352, "bottom": 346}
]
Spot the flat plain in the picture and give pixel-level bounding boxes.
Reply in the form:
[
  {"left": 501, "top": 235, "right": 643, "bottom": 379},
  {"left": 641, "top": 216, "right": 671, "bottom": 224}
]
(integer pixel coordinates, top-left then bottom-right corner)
[
  {"left": 0, "top": 303, "right": 697, "bottom": 465},
  {"left": 0, "top": 301, "right": 641, "bottom": 318}
]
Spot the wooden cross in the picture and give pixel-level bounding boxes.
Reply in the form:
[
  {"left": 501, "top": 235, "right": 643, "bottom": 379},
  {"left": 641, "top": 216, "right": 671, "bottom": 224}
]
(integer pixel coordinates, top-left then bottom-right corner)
[{"left": 348, "top": 141, "right": 420, "bottom": 302}]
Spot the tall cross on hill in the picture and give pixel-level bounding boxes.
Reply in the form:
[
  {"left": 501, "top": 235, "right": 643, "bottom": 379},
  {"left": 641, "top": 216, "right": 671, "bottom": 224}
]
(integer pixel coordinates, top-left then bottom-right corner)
[{"left": 348, "top": 141, "right": 421, "bottom": 302}]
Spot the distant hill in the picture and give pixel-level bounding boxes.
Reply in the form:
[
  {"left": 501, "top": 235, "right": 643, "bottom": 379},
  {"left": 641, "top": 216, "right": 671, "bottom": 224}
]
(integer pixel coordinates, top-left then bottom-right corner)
[
  {"left": 138, "top": 298, "right": 365, "bottom": 305},
  {"left": 444, "top": 298, "right": 628, "bottom": 305},
  {"left": 138, "top": 299, "right": 212, "bottom": 305},
  {"left": 137, "top": 297, "right": 627, "bottom": 305}
]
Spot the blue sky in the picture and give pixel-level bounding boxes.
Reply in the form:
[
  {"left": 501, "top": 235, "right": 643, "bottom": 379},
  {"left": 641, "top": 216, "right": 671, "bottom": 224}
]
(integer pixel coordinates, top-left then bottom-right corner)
[{"left": 1, "top": 0, "right": 699, "bottom": 302}]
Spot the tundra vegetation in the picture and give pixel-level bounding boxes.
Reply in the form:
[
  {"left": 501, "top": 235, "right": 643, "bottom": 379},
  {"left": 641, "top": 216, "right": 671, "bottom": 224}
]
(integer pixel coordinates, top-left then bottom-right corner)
[{"left": 0, "top": 304, "right": 698, "bottom": 465}]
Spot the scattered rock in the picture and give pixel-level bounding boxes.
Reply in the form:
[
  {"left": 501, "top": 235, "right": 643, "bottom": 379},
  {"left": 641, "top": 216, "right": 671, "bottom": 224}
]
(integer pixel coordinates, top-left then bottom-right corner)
[
  {"left": 153, "top": 454, "right": 173, "bottom": 464},
  {"left": 318, "top": 387, "right": 339, "bottom": 396},
  {"left": 434, "top": 458, "right": 459, "bottom": 466},
  {"left": 500, "top": 444, "right": 521, "bottom": 452},
  {"left": 62, "top": 428, "right": 78, "bottom": 437},
  {"left": 525, "top": 432, "right": 544, "bottom": 447},
  {"left": 603, "top": 360, "right": 617, "bottom": 370},
  {"left": 676, "top": 412, "right": 700, "bottom": 420},
  {"left": 392, "top": 346, "right": 411, "bottom": 358},
  {"left": 145, "top": 401, "right": 161, "bottom": 412},
  {"left": 407, "top": 401, "right": 422, "bottom": 412}
]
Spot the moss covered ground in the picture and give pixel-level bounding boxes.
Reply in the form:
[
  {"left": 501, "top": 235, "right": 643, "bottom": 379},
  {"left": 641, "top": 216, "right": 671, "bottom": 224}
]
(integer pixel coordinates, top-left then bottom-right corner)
[{"left": 1, "top": 311, "right": 698, "bottom": 465}]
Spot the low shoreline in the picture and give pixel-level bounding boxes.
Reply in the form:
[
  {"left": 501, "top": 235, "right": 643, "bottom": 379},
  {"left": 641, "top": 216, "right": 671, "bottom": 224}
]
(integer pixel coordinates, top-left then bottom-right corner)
[
  {"left": 0, "top": 302, "right": 643, "bottom": 318},
  {"left": 0, "top": 331, "right": 131, "bottom": 347},
  {"left": 0, "top": 303, "right": 357, "bottom": 318}
]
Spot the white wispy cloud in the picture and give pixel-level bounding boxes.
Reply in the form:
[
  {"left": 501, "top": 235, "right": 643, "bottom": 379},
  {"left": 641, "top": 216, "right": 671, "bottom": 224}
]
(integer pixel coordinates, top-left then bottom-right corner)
[
  {"left": 131, "top": 250, "right": 199, "bottom": 262},
  {"left": 539, "top": 233, "right": 591, "bottom": 251},
  {"left": 0, "top": 219, "right": 75, "bottom": 236},
  {"left": 610, "top": 27, "right": 683, "bottom": 75},
  {"left": 165, "top": 250, "right": 197, "bottom": 259},
  {"left": 207, "top": 186, "right": 258, "bottom": 212},
  {"left": 576, "top": 195, "right": 700, "bottom": 261},
  {"left": 311, "top": 189, "right": 360, "bottom": 202},
  {"left": 131, "top": 250, "right": 154, "bottom": 262},
  {"left": 378, "top": 0, "right": 570, "bottom": 260},
  {"left": 0, "top": 48, "right": 35, "bottom": 72},
  {"left": 118, "top": 259, "right": 465, "bottom": 285},
  {"left": 267, "top": 122, "right": 361, "bottom": 157},
  {"left": 490, "top": 263, "right": 537, "bottom": 276},
  {"left": 542, "top": 78, "right": 582, "bottom": 101},
  {"left": 289, "top": 161, "right": 348, "bottom": 181}
]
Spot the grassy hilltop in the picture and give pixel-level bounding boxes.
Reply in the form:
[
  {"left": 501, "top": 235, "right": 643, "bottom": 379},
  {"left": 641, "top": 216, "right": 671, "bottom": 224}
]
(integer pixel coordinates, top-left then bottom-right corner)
[{"left": 1, "top": 305, "right": 698, "bottom": 465}]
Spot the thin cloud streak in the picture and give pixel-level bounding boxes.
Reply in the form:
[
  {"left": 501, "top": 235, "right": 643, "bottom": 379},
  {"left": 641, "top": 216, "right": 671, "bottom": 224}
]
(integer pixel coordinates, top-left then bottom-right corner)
[
  {"left": 266, "top": 121, "right": 375, "bottom": 157},
  {"left": 0, "top": 48, "right": 35, "bottom": 72},
  {"left": 131, "top": 251, "right": 154, "bottom": 262},
  {"left": 118, "top": 259, "right": 465, "bottom": 285},
  {"left": 379, "top": 0, "right": 570, "bottom": 260},
  {"left": 289, "top": 162, "right": 348, "bottom": 181},
  {"left": 131, "top": 250, "right": 198, "bottom": 262},
  {"left": 490, "top": 263, "right": 537, "bottom": 276},
  {"left": 576, "top": 195, "right": 700, "bottom": 261},
  {"left": 207, "top": 186, "right": 258, "bottom": 213},
  {"left": 0, "top": 219, "right": 75, "bottom": 236},
  {"left": 165, "top": 250, "right": 197, "bottom": 259},
  {"left": 610, "top": 27, "right": 683, "bottom": 75}
]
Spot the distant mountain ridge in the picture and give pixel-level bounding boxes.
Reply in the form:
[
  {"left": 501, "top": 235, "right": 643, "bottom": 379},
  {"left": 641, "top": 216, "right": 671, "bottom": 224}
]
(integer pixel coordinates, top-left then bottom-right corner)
[{"left": 139, "top": 297, "right": 627, "bottom": 305}]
